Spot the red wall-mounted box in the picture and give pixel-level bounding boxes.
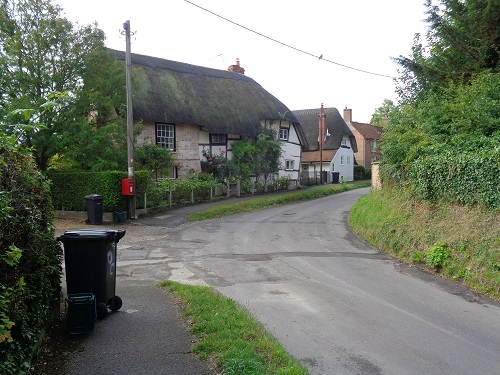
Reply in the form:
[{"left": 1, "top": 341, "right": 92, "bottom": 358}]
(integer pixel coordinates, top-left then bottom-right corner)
[{"left": 121, "top": 178, "right": 134, "bottom": 196}]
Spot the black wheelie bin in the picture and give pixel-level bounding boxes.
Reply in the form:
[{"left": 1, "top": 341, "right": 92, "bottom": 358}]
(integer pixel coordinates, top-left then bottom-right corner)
[{"left": 58, "top": 229, "right": 126, "bottom": 320}]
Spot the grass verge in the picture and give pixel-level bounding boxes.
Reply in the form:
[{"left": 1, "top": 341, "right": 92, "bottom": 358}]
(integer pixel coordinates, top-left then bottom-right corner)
[
  {"left": 187, "top": 181, "right": 371, "bottom": 221},
  {"left": 349, "top": 187, "right": 499, "bottom": 300},
  {"left": 159, "top": 281, "right": 308, "bottom": 375}
]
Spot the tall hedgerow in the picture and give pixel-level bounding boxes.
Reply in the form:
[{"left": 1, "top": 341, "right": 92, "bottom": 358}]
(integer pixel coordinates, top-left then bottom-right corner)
[{"left": 0, "top": 137, "right": 62, "bottom": 374}]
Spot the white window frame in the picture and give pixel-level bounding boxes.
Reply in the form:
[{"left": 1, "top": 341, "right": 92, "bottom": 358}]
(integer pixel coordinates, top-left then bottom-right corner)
[
  {"left": 340, "top": 155, "right": 345, "bottom": 165},
  {"left": 156, "top": 123, "right": 175, "bottom": 151},
  {"left": 279, "top": 128, "right": 289, "bottom": 141},
  {"left": 285, "top": 159, "right": 294, "bottom": 170}
]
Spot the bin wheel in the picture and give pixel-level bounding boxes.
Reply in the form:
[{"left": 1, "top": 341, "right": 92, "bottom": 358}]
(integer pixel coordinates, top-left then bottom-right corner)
[
  {"left": 96, "top": 302, "right": 108, "bottom": 319},
  {"left": 109, "top": 296, "right": 122, "bottom": 312}
]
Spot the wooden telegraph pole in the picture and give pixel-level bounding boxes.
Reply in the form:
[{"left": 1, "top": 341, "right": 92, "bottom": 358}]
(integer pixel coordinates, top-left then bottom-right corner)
[
  {"left": 123, "top": 20, "right": 136, "bottom": 219},
  {"left": 319, "top": 104, "right": 325, "bottom": 184}
]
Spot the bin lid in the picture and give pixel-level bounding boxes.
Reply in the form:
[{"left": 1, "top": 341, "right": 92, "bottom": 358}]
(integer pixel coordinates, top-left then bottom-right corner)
[
  {"left": 57, "top": 229, "right": 126, "bottom": 243},
  {"left": 84, "top": 194, "right": 104, "bottom": 200}
]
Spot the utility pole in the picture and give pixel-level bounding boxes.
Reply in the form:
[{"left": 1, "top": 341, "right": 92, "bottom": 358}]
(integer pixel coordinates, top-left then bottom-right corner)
[
  {"left": 319, "top": 104, "right": 325, "bottom": 184},
  {"left": 123, "top": 20, "right": 136, "bottom": 219}
]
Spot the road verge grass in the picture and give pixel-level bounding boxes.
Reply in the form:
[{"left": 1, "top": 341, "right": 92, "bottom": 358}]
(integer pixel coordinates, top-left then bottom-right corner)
[
  {"left": 187, "top": 181, "right": 371, "bottom": 221},
  {"left": 159, "top": 280, "right": 308, "bottom": 375},
  {"left": 349, "top": 187, "right": 500, "bottom": 300}
]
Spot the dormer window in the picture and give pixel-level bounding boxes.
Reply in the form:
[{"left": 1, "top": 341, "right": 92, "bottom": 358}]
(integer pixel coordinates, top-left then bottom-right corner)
[
  {"left": 341, "top": 136, "right": 349, "bottom": 147},
  {"left": 210, "top": 133, "right": 226, "bottom": 145},
  {"left": 279, "top": 128, "right": 289, "bottom": 141}
]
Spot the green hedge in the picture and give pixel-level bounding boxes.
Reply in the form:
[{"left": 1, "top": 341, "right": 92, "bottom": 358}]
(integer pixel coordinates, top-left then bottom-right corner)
[
  {"left": 354, "top": 165, "right": 371, "bottom": 180},
  {"left": 1, "top": 140, "right": 62, "bottom": 374},
  {"left": 46, "top": 170, "right": 151, "bottom": 211},
  {"left": 407, "top": 149, "right": 500, "bottom": 209}
]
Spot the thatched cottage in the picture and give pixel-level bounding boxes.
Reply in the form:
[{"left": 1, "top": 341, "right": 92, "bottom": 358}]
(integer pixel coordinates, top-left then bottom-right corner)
[
  {"left": 293, "top": 107, "right": 357, "bottom": 182},
  {"left": 112, "top": 50, "right": 307, "bottom": 185}
]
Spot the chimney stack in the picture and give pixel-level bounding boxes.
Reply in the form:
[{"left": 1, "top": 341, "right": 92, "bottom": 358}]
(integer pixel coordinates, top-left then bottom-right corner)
[
  {"left": 343, "top": 107, "right": 352, "bottom": 124},
  {"left": 382, "top": 116, "right": 389, "bottom": 127},
  {"left": 228, "top": 58, "right": 245, "bottom": 74}
]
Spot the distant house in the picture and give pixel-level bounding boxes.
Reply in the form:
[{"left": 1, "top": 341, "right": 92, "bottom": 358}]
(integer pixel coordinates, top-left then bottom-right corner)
[
  {"left": 112, "top": 51, "right": 307, "bottom": 185},
  {"left": 293, "top": 107, "right": 357, "bottom": 182},
  {"left": 342, "top": 108, "right": 383, "bottom": 169}
]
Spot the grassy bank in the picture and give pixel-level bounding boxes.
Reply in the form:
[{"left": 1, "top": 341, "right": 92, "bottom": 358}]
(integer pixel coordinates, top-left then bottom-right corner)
[
  {"left": 349, "top": 187, "right": 500, "bottom": 300},
  {"left": 187, "top": 181, "right": 371, "bottom": 221},
  {"left": 159, "top": 281, "right": 308, "bottom": 375}
]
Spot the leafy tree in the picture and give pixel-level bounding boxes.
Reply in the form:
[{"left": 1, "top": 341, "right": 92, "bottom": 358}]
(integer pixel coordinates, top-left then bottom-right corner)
[
  {"left": 393, "top": 0, "right": 500, "bottom": 102},
  {"left": 370, "top": 99, "right": 396, "bottom": 126},
  {"left": 0, "top": 0, "right": 127, "bottom": 171},
  {"left": 232, "top": 127, "right": 283, "bottom": 192},
  {"left": 136, "top": 144, "right": 175, "bottom": 180}
]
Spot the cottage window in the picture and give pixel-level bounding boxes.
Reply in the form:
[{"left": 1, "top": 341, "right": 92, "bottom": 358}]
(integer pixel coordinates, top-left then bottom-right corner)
[
  {"left": 285, "top": 159, "right": 294, "bottom": 170},
  {"left": 347, "top": 156, "right": 351, "bottom": 165},
  {"left": 341, "top": 136, "right": 348, "bottom": 147},
  {"left": 340, "top": 155, "right": 345, "bottom": 165},
  {"left": 371, "top": 140, "right": 377, "bottom": 152},
  {"left": 279, "top": 128, "right": 289, "bottom": 141},
  {"left": 211, "top": 133, "right": 226, "bottom": 145},
  {"left": 156, "top": 123, "right": 175, "bottom": 151}
]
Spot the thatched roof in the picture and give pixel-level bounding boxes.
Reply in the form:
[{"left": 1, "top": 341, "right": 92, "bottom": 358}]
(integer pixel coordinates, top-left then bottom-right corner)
[
  {"left": 292, "top": 107, "right": 358, "bottom": 152},
  {"left": 112, "top": 49, "right": 304, "bottom": 140}
]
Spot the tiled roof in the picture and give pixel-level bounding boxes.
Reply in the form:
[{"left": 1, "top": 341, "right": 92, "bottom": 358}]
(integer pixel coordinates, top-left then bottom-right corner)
[
  {"left": 301, "top": 150, "right": 337, "bottom": 163},
  {"left": 351, "top": 122, "right": 383, "bottom": 140}
]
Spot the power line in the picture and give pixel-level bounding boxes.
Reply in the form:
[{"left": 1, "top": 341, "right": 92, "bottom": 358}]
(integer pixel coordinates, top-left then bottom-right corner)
[{"left": 184, "top": 0, "right": 396, "bottom": 79}]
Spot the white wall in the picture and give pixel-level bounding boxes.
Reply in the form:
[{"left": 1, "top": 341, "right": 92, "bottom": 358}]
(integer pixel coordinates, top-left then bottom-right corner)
[{"left": 331, "top": 147, "right": 354, "bottom": 181}]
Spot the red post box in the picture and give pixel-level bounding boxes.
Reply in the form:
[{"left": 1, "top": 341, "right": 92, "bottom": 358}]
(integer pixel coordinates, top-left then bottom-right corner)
[{"left": 121, "top": 178, "right": 134, "bottom": 196}]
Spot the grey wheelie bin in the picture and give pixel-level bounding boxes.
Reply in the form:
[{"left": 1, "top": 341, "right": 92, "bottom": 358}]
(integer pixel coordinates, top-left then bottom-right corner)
[
  {"left": 84, "top": 194, "right": 104, "bottom": 225},
  {"left": 58, "top": 229, "right": 126, "bottom": 320}
]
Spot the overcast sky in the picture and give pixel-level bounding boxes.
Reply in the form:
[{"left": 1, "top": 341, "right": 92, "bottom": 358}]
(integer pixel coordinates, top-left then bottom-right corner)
[{"left": 55, "top": 0, "right": 429, "bottom": 123}]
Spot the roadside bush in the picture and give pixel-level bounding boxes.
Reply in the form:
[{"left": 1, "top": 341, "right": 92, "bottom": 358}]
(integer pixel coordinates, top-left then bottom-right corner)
[
  {"left": 354, "top": 165, "right": 371, "bottom": 180},
  {"left": 0, "top": 139, "right": 62, "bottom": 374},
  {"left": 271, "top": 175, "right": 293, "bottom": 191}
]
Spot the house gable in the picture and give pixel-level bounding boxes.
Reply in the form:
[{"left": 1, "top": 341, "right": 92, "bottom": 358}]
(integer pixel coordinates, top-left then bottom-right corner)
[{"left": 342, "top": 108, "right": 383, "bottom": 169}]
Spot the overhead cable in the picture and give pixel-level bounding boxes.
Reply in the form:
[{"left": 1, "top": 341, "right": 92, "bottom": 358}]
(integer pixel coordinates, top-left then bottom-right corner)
[{"left": 184, "top": 0, "right": 396, "bottom": 79}]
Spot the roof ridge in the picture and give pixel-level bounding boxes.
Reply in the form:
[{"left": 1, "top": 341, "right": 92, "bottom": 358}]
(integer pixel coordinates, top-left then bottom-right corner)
[{"left": 110, "top": 48, "right": 259, "bottom": 85}]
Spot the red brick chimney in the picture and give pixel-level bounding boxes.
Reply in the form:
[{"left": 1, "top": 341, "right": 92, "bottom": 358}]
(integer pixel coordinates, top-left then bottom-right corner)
[
  {"left": 343, "top": 107, "right": 352, "bottom": 124},
  {"left": 228, "top": 58, "right": 245, "bottom": 74}
]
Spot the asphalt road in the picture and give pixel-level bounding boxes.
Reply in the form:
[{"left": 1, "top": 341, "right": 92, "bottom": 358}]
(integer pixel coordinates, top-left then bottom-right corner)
[{"left": 113, "top": 187, "right": 500, "bottom": 374}]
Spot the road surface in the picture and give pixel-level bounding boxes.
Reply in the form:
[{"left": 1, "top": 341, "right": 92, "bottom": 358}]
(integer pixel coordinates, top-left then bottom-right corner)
[{"left": 117, "top": 187, "right": 500, "bottom": 375}]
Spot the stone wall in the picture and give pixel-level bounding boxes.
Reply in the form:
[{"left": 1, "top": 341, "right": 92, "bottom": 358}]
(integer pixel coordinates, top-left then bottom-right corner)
[{"left": 371, "top": 162, "right": 382, "bottom": 190}]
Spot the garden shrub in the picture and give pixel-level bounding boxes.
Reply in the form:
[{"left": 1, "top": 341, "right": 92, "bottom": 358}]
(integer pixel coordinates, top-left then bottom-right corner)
[{"left": 0, "top": 140, "right": 62, "bottom": 374}]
